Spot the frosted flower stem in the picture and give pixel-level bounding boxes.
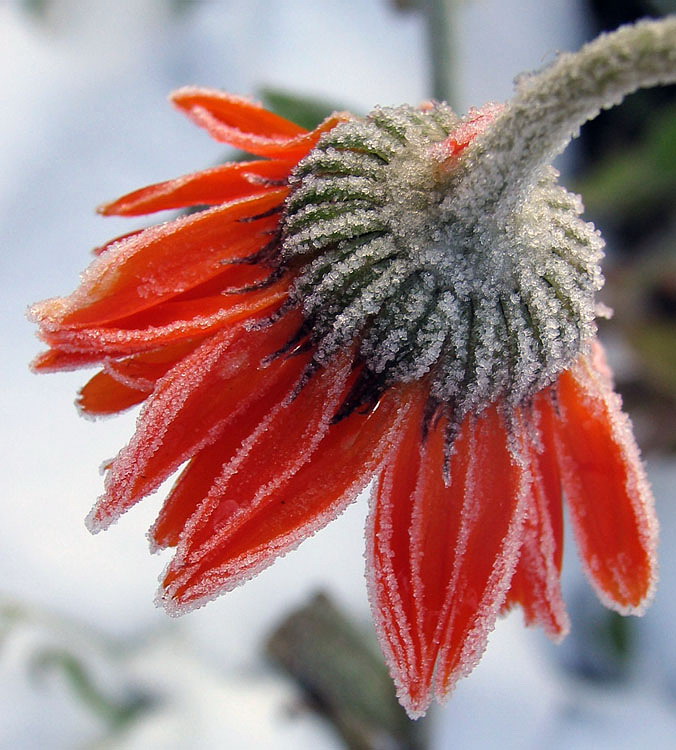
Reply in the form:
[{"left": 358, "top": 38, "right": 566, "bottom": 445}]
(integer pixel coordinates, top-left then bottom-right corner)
[{"left": 460, "top": 17, "right": 676, "bottom": 213}]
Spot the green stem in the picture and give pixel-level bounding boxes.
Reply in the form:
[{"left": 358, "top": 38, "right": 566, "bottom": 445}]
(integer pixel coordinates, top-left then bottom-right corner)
[
  {"left": 423, "top": 0, "right": 457, "bottom": 107},
  {"left": 460, "top": 17, "right": 676, "bottom": 213}
]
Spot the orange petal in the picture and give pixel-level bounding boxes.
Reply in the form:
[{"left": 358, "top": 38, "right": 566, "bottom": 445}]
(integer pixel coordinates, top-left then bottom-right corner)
[
  {"left": 85, "top": 311, "right": 305, "bottom": 533},
  {"left": 78, "top": 371, "right": 150, "bottom": 416},
  {"left": 370, "top": 402, "right": 529, "bottom": 716},
  {"left": 148, "top": 336, "right": 314, "bottom": 551},
  {"left": 503, "top": 391, "right": 569, "bottom": 640},
  {"left": 99, "top": 160, "right": 294, "bottom": 216},
  {"left": 31, "top": 348, "right": 107, "bottom": 372},
  {"left": 431, "top": 405, "right": 529, "bottom": 702},
  {"left": 36, "top": 282, "right": 289, "bottom": 360},
  {"left": 30, "top": 190, "right": 286, "bottom": 330},
  {"left": 367, "top": 385, "right": 430, "bottom": 714},
  {"left": 172, "top": 87, "right": 350, "bottom": 160},
  {"left": 77, "top": 338, "right": 207, "bottom": 416},
  {"left": 554, "top": 346, "right": 658, "bottom": 614},
  {"left": 160, "top": 379, "right": 415, "bottom": 614},
  {"left": 171, "top": 88, "right": 308, "bottom": 138}
]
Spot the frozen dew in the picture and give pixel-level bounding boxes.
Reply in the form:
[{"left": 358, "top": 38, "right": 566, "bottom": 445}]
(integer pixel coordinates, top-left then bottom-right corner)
[{"left": 282, "top": 102, "right": 605, "bottom": 427}]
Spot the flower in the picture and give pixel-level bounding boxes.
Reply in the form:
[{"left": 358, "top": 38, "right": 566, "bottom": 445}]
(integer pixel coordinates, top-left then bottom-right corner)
[{"left": 31, "top": 19, "right": 676, "bottom": 717}]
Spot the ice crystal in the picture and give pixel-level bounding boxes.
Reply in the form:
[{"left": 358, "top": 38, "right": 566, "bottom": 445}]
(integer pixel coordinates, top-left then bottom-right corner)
[{"left": 283, "top": 104, "right": 603, "bottom": 426}]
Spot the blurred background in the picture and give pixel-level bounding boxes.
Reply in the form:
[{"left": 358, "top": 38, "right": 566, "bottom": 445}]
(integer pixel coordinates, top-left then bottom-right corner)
[{"left": 2, "top": 0, "right": 675, "bottom": 747}]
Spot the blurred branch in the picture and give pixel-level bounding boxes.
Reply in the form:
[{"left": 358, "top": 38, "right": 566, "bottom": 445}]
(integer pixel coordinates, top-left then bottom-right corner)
[
  {"left": 1, "top": 596, "right": 155, "bottom": 737},
  {"left": 266, "top": 592, "right": 427, "bottom": 750},
  {"left": 422, "top": 0, "right": 458, "bottom": 106},
  {"left": 30, "top": 648, "right": 151, "bottom": 730}
]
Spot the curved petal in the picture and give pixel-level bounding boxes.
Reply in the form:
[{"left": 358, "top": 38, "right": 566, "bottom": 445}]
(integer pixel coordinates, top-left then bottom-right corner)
[
  {"left": 30, "top": 190, "right": 286, "bottom": 330},
  {"left": 171, "top": 88, "right": 309, "bottom": 138},
  {"left": 502, "top": 390, "right": 569, "bottom": 641},
  {"left": 554, "top": 345, "right": 658, "bottom": 614},
  {"left": 172, "top": 87, "right": 350, "bottom": 160},
  {"left": 36, "top": 282, "right": 289, "bottom": 360},
  {"left": 431, "top": 406, "right": 529, "bottom": 703},
  {"left": 160, "top": 379, "right": 415, "bottom": 614},
  {"left": 77, "top": 338, "right": 206, "bottom": 416},
  {"left": 366, "top": 386, "right": 431, "bottom": 715},
  {"left": 99, "top": 160, "right": 294, "bottom": 216},
  {"left": 86, "top": 311, "right": 305, "bottom": 533},
  {"left": 369, "top": 402, "right": 530, "bottom": 717},
  {"left": 78, "top": 371, "right": 150, "bottom": 416}
]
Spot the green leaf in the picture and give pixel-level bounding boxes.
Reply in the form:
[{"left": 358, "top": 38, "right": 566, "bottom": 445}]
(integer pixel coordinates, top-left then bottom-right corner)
[
  {"left": 259, "top": 87, "right": 352, "bottom": 131},
  {"left": 574, "top": 102, "right": 676, "bottom": 215}
]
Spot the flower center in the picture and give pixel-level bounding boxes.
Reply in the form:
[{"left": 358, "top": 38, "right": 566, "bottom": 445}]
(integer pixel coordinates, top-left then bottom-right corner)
[{"left": 281, "top": 103, "right": 604, "bottom": 422}]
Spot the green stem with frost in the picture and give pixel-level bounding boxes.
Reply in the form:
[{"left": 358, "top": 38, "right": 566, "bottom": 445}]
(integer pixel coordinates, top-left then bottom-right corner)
[
  {"left": 460, "top": 17, "right": 676, "bottom": 212},
  {"left": 424, "top": 0, "right": 457, "bottom": 107}
]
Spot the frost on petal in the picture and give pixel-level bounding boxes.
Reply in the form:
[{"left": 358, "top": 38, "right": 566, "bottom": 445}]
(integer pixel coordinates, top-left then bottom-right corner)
[
  {"left": 431, "top": 405, "right": 529, "bottom": 703},
  {"left": 30, "top": 190, "right": 286, "bottom": 330},
  {"left": 78, "top": 338, "right": 207, "bottom": 417},
  {"left": 172, "top": 87, "right": 350, "bottom": 160},
  {"left": 369, "top": 400, "right": 530, "bottom": 718},
  {"left": 366, "top": 385, "right": 429, "bottom": 715},
  {"left": 502, "top": 390, "right": 569, "bottom": 641},
  {"left": 159, "top": 379, "right": 415, "bottom": 615},
  {"left": 99, "top": 160, "right": 294, "bottom": 216},
  {"left": 36, "top": 282, "right": 290, "bottom": 360},
  {"left": 78, "top": 370, "right": 151, "bottom": 416},
  {"left": 86, "top": 311, "right": 306, "bottom": 533},
  {"left": 553, "top": 344, "right": 658, "bottom": 614}
]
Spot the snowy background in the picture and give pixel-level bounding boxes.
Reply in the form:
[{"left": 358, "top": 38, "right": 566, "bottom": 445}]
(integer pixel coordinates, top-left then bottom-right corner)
[{"left": 2, "top": 0, "right": 676, "bottom": 747}]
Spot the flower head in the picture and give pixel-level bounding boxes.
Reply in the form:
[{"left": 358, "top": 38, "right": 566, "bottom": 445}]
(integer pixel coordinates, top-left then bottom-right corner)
[{"left": 31, "top": 19, "right": 675, "bottom": 716}]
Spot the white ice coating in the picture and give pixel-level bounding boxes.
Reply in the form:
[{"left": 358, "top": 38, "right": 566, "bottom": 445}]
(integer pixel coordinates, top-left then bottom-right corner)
[{"left": 281, "top": 17, "right": 676, "bottom": 422}]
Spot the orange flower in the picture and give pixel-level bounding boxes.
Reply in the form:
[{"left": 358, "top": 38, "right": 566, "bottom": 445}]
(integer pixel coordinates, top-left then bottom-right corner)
[{"left": 31, "top": 19, "right": 676, "bottom": 717}]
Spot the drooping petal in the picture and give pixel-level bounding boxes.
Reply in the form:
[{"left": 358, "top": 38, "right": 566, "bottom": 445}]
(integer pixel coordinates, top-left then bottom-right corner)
[
  {"left": 172, "top": 87, "right": 350, "bottom": 160},
  {"left": 163, "top": 348, "right": 357, "bottom": 565},
  {"left": 430, "top": 406, "right": 529, "bottom": 703},
  {"left": 160, "top": 379, "right": 416, "bottom": 614},
  {"left": 36, "top": 281, "right": 290, "bottom": 360},
  {"left": 99, "top": 160, "right": 294, "bottom": 216},
  {"left": 172, "top": 88, "right": 308, "bottom": 138},
  {"left": 366, "top": 385, "right": 430, "bottom": 714},
  {"left": 31, "top": 348, "right": 108, "bottom": 373},
  {"left": 78, "top": 371, "right": 150, "bottom": 416},
  {"left": 30, "top": 190, "right": 286, "bottom": 330},
  {"left": 368, "top": 402, "right": 529, "bottom": 717},
  {"left": 502, "top": 390, "right": 569, "bottom": 640},
  {"left": 85, "top": 311, "right": 305, "bottom": 533},
  {"left": 77, "top": 338, "right": 207, "bottom": 416},
  {"left": 553, "top": 344, "right": 658, "bottom": 614}
]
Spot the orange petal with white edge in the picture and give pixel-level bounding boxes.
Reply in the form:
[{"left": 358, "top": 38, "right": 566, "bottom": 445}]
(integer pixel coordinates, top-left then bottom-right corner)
[
  {"left": 99, "top": 160, "right": 294, "bottom": 216},
  {"left": 367, "top": 386, "right": 435, "bottom": 715},
  {"left": 86, "top": 311, "right": 305, "bottom": 533},
  {"left": 554, "top": 345, "right": 658, "bottom": 614},
  {"left": 77, "top": 338, "right": 207, "bottom": 417},
  {"left": 431, "top": 406, "right": 529, "bottom": 703},
  {"left": 369, "top": 403, "right": 529, "bottom": 717},
  {"left": 172, "top": 87, "right": 350, "bottom": 160},
  {"left": 503, "top": 390, "right": 569, "bottom": 640},
  {"left": 30, "top": 190, "right": 286, "bottom": 330},
  {"left": 160, "top": 379, "right": 414, "bottom": 615},
  {"left": 36, "top": 281, "right": 289, "bottom": 360}
]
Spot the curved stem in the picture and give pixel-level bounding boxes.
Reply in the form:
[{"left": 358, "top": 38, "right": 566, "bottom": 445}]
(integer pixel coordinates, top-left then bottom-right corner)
[{"left": 461, "top": 17, "right": 676, "bottom": 212}]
